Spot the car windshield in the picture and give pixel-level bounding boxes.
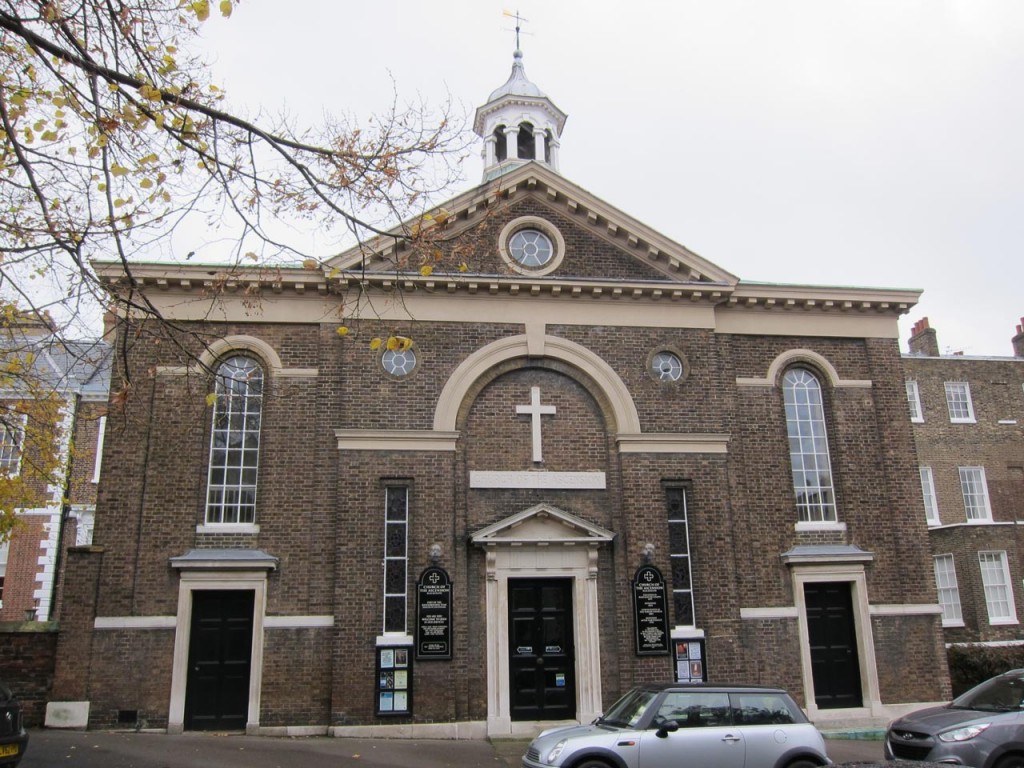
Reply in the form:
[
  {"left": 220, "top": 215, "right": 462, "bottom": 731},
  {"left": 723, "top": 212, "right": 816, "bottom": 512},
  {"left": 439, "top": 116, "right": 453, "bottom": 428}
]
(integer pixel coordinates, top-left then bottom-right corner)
[
  {"left": 952, "top": 675, "right": 1024, "bottom": 712},
  {"left": 597, "top": 688, "right": 658, "bottom": 728}
]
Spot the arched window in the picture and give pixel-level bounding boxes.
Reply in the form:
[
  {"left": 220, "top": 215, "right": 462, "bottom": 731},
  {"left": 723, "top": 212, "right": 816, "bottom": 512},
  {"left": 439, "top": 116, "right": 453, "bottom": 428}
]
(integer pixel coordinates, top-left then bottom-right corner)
[
  {"left": 544, "top": 129, "right": 553, "bottom": 164},
  {"left": 206, "top": 356, "right": 263, "bottom": 524},
  {"left": 494, "top": 125, "right": 507, "bottom": 162},
  {"left": 783, "top": 368, "right": 837, "bottom": 522},
  {"left": 517, "top": 122, "right": 535, "bottom": 160}
]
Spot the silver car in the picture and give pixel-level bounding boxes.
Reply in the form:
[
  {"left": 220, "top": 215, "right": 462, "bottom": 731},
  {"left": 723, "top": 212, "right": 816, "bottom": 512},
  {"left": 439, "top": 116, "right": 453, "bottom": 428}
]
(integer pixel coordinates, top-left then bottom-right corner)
[
  {"left": 885, "top": 669, "right": 1024, "bottom": 767},
  {"left": 521, "top": 682, "right": 830, "bottom": 768}
]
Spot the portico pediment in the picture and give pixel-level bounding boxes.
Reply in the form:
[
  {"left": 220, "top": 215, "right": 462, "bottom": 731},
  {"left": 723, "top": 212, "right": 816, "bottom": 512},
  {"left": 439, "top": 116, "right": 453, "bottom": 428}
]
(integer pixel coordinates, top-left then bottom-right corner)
[{"left": 470, "top": 503, "right": 615, "bottom": 548}]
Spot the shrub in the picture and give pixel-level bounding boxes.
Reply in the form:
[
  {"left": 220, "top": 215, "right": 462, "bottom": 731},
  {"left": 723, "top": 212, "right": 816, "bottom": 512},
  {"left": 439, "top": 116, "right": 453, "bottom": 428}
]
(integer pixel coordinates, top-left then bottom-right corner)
[{"left": 947, "top": 644, "right": 1024, "bottom": 696}]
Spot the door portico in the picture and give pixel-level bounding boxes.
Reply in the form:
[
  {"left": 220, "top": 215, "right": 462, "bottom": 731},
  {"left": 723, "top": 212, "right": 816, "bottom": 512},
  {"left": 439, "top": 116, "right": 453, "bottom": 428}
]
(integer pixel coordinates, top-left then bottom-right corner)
[{"left": 471, "top": 504, "right": 614, "bottom": 736}]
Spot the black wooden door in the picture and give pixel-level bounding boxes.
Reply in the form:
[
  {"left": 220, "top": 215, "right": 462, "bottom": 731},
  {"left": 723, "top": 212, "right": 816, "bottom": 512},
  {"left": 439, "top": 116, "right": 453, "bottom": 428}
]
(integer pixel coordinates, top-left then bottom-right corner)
[
  {"left": 508, "top": 579, "right": 576, "bottom": 721},
  {"left": 805, "top": 582, "right": 862, "bottom": 709},
  {"left": 185, "top": 590, "right": 254, "bottom": 730}
]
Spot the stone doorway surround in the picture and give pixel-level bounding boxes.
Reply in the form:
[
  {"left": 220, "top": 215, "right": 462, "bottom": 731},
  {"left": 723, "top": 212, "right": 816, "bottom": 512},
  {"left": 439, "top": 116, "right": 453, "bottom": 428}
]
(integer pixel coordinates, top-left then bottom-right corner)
[{"left": 471, "top": 504, "right": 615, "bottom": 737}]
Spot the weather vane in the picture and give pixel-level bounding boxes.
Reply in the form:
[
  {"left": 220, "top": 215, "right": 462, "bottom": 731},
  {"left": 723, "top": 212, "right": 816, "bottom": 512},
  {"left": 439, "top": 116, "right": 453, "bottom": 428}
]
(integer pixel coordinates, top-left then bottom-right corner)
[{"left": 503, "top": 9, "right": 530, "bottom": 50}]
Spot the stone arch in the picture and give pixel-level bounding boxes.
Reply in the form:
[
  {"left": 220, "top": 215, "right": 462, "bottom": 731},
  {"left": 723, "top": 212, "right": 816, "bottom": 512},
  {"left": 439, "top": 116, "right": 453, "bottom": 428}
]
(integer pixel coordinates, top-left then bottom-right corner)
[
  {"left": 765, "top": 348, "right": 843, "bottom": 388},
  {"left": 198, "top": 335, "right": 283, "bottom": 376},
  {"left": 433, "top": 334, "right": 641, "bottom": 434}
]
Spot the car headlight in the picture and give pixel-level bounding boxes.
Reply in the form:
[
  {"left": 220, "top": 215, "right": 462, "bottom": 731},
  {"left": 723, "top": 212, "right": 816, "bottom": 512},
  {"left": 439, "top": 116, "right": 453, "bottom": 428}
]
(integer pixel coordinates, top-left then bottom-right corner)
[
  {"left": 938, "top": 723, "right": 991, "bottom": 742},
  {"left": 546, "top": 739, "right": 568, "bottom": 764}
]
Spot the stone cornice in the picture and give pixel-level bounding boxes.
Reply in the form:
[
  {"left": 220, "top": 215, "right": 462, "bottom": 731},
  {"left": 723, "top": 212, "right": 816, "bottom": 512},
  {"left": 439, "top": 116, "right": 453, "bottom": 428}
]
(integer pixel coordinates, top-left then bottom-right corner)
[{"left": 92, "top": 260, "right": 917, "bottom": 317}]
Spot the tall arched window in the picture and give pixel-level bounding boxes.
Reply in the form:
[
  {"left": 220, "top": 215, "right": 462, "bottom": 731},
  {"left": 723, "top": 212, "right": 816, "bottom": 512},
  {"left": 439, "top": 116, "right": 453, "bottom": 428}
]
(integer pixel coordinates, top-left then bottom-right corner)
[
  {"left": 783, "top": 368, "right": 837, "bottom": 522},
  {"left": 206, "top": 356, "right": 264, "bottom": 524}
]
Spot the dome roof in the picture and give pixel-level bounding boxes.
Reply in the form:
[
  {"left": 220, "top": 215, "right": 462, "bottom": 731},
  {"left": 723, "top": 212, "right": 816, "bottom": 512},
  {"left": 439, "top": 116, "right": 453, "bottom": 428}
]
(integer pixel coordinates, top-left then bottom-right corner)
[{"left": 487, "top": 49, "right": 546, "bottom": 102}]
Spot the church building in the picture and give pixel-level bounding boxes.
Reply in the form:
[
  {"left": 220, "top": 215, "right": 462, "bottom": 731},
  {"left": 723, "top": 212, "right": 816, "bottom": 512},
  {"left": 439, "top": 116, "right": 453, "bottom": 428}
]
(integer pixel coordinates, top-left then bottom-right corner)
[{"left": 52, "top": 47, "right": 950, "bottom": 736}]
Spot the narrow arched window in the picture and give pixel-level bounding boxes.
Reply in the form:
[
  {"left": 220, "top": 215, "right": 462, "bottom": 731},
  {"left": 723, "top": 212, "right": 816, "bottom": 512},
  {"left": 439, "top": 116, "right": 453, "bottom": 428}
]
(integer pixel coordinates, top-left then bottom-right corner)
[
  {"left": 517, "top": 122, "right": 535, "bottom": 160},
  {"left": 783, "top": 368, "right": 837, "bottom": 522},
  {"left": 544, "top": 129, "right": 553, "bottom": 163},
  {"left": 206, "top": 356, "right": 263, "bottom": 524},
  {"left": 494, "top": 125, "right": 507, "bottom": 162}
]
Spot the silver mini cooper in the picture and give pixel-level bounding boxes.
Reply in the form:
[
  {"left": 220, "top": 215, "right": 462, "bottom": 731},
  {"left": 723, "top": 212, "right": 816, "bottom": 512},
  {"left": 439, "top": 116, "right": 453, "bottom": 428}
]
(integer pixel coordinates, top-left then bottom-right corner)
[{"left": 522, "top": 682, "right": 830, "bottom": 768}]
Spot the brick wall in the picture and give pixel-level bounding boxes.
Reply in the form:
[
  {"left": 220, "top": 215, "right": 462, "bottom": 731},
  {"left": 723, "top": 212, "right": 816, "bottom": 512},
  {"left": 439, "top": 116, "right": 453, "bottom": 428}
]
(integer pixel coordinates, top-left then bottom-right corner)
[{"left": 0, "top": 623, "right": 57, "bottom": 726}]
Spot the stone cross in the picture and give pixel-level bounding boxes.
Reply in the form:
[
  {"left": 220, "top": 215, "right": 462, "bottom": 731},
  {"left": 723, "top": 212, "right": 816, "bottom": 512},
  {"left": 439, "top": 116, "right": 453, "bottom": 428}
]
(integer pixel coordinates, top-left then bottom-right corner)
[{"left": 516, "top": 386, "right": 555, "bottom": 463}]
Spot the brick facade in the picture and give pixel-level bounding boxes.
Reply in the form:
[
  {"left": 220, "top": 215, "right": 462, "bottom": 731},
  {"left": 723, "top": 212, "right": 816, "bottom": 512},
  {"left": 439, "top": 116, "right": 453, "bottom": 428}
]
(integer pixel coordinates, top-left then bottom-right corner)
[
  {"left": 904, "top": 320, "right": 1024, "bottom": 646},
  {"left": 55, "top": 146, "right": 953, "bottom": 735}
]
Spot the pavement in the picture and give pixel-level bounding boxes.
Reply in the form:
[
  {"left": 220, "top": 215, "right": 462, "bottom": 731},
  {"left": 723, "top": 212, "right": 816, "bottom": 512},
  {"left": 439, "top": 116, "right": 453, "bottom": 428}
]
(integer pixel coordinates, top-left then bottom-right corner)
[{"left": 18, "top": 728, "right": 888, "bottom": 768}]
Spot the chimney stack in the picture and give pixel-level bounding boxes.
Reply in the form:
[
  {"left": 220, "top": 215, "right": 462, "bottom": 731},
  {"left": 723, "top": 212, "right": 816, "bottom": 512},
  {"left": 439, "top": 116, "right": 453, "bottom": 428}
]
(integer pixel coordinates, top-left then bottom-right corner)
[
  {"left": 1013, "top": 318, "right": 1024, "bottom": 358},
  {"left": 908, "top": 317, "right": 940, "bottom": 356}
]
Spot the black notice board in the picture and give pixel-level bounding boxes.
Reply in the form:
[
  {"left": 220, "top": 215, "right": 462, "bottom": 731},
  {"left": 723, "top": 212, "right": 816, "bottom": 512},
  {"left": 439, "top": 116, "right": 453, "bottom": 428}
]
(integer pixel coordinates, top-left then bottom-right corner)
[
  {"left": 375, "top": 646, "right": 412, "bottom": 716},
  {"left": 416, "top": 566, "right": 452, "bottom": 660},
  {"left": 632, "top": 564, "right": 670, "bottom": 655}
]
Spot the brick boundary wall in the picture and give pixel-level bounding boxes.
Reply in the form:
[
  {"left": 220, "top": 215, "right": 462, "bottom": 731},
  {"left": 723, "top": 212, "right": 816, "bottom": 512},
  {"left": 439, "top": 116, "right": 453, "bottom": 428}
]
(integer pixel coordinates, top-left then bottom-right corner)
[{"left": 0, "top": 622, "right": 58, "bottom": 727}]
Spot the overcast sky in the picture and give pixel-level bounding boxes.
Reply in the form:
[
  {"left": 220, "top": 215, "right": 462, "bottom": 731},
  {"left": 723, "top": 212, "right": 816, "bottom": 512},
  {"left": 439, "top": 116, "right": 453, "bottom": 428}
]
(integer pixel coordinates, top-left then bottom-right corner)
[{"left": 198, "top": 1, "right": 1023, "bottom": 357}]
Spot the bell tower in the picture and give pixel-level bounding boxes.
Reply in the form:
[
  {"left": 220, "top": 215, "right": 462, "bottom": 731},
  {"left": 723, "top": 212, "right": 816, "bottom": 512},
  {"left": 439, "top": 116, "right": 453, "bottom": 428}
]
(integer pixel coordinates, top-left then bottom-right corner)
[{"left": 474, "top": 44, "right": 567, "bottom": 182}]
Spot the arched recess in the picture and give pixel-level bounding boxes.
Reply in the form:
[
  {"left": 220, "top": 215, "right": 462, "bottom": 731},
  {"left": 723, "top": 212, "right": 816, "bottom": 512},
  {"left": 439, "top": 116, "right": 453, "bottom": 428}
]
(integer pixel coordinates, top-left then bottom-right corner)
[
  {"left": 765, "top": 349, "right": 844, "bottom": 388},
  {"left": 197, "top": 335, "right": 283, "bottom": 375},
  {"left": 432, "top": 334, "right": 641, "bottom": 435}
]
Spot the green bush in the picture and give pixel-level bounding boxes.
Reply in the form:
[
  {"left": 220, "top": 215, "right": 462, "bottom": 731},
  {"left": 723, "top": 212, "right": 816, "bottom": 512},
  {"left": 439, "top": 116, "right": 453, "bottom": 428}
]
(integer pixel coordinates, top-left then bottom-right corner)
[{"left": 947, "top": 644, "right": 1024, "bottom": 696}]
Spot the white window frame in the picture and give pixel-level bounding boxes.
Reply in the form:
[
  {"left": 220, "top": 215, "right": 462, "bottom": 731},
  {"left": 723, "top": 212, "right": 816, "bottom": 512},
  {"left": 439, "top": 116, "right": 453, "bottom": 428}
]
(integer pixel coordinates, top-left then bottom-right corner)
[
  {"left": 205, "top": 356, "right": 264, "bottom": 526},
  {"left": 920, "top": 466, "right": 939, "bottom": 525},
  {"left": 906, "top": 380, "right": 924, "bottom": 423},
  {"left": 382, "top": 485, "right": 409, "bottom": 635},
  {"left": 783, "top": 368, "right": 838, "bottom": 523},
  {"left": 0, "top": 538, "right": 9, "bottom": 608},
  {"left": 979, "top": 551, "right": 1018, "bottom": 625},
  {"left": 944, "top": 381, "right": 975, "bottom": 423},
  {"left": 933, "top": 554, "right": 963, "bottom": 627},
  {"left": 0, "top": 412, "right": 26, "bottom": 476},
  {"left": 91, "top": 415, "right": 106, "bottom": 484},
  {"left": 959, "top": 466, "right": 993, "bottom": 522}
]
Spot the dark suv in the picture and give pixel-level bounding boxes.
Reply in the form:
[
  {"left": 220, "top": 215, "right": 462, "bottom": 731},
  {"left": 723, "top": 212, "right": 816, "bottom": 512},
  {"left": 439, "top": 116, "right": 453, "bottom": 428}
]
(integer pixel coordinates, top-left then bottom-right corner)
[{"left": 0, "top": 680, "right": 27, "bottom": 767}]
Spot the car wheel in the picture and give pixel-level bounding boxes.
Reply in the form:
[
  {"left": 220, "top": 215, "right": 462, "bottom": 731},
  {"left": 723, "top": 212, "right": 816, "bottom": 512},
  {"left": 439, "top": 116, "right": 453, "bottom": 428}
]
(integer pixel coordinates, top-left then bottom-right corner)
[
  {"left": 785, "top": 760, "right": 820, "bottom": 768},
  {"left": 995, "top": 756, "right": 1024, "bottom": 768},
  {"left": 574, "top": 761, "right": 613, "bottom": 768}
]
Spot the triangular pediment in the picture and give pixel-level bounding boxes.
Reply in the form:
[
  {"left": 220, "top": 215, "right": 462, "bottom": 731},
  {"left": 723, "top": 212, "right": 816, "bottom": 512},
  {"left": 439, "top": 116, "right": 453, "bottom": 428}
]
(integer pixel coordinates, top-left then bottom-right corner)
[
  {"left": 327, "top": 162, "right": 737, "bottom": 289},
  {"left": 470, "top": 503, "right": 615, "bottom": 547}
]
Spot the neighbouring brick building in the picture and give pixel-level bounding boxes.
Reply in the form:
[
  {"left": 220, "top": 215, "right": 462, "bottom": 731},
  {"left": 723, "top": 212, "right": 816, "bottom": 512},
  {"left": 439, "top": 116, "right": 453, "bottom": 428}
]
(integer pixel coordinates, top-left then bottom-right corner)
[
  {"left": 52, "top": 48, "right": 950, "bottom": 736},
  {"left": 904, "top": 317, "right": 1024, "bottom": 646},
  {"left": 0, "top": 315, "right": 110, "bottom": 624}
]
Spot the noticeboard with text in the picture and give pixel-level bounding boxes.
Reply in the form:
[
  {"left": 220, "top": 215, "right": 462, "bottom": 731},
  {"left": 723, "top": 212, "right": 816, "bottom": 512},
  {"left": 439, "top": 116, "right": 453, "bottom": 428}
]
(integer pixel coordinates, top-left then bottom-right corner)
[
  {"left": 375, "top": 645, "right": 412, "bottom": 716},
  {"left": 416, "top": 566, "right": 452, "bottom": 660},
  {"left": 673, "top": 638, "right": 707, "bottom": 683},
  {"left": 632, "top": 564, "right": 670, "bottom": 655}
]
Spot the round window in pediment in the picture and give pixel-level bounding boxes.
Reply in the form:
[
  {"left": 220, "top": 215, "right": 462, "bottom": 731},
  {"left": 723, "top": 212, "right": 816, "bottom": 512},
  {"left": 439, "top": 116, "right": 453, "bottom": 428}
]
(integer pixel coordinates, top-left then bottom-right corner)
[{"left": 498, "top": 216, "right": 566, "bottom": 276}]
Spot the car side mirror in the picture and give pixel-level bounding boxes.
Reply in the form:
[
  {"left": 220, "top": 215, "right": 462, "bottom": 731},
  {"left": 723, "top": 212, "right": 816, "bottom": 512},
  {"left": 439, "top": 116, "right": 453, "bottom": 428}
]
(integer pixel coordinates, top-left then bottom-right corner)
[{"left": 655, "top": 720, "right": 679, "bottom": 738}]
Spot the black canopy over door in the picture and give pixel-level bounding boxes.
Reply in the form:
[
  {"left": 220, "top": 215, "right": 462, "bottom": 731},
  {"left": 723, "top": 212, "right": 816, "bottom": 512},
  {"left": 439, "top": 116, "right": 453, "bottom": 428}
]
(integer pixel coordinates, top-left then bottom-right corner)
[
  {"left": 185, "top": 590, "right": 254, "bottom": 731},
  {"left": 508, "top": 578, "right": 576, "bottom": 721},
  {"left": 805, "top": 581, "right": 863, "bottom": 709}
]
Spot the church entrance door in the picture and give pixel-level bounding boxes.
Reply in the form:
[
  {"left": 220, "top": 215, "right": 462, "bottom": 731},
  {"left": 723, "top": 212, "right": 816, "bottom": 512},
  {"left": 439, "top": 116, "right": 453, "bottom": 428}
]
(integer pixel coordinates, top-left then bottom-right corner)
[
  {"left": 508, "top": 578, "right": 576, "bottom": 721},
  {"left": 184, "top": 590, "right": 254, "bottom": 730},
  {"left": 805, "top": 582, "right": 863, "bottom": 709}
]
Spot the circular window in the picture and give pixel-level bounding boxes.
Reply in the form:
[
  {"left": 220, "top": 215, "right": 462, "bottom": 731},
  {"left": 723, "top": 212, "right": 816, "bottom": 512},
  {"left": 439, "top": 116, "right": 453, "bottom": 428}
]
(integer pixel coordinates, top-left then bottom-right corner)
[
  {"left": 508, "top": 229, "right": 554, "bottom": 268},
  {"left": 498, "top": 216, "right": 566, "bottom": 276},
  {"left": 649, "top": 351, "right": 684, "bottom": 382},
  {"left": 382, "top": 348, "right": 417, "bottom": 377}
]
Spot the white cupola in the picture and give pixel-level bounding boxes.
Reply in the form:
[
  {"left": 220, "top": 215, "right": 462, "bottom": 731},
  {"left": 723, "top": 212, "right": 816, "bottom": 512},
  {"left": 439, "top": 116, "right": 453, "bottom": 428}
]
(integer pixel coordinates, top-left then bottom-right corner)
[{"left": 473, "top": 48, "right": 567, "bottom": 182}]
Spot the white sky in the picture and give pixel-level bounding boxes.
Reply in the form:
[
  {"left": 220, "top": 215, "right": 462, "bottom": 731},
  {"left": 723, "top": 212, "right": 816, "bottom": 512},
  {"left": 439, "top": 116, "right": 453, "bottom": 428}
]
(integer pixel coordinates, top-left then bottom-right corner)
[{"left": 197, "top": 1, "right": 1024, "bottom": 357}]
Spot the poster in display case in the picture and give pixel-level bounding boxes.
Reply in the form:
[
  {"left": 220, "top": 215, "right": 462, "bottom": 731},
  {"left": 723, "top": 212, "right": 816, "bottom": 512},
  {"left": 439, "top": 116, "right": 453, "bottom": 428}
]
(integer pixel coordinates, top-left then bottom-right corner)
[{"left": 376, "top": 645, "right": 412, "bottom": 715}]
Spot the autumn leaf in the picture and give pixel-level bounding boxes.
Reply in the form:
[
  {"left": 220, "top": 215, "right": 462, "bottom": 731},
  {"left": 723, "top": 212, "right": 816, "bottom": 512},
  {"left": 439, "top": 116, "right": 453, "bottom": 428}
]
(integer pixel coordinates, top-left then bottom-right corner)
[
  {"left": 369, "top": 338, "right": 382, "bottom": 351},
  {"left": 191, "top": 0, "right": 210, "bottom": 21},
  {"left": 419, "top": 265, "right": 433, "bottom": 277},
  {"left": 336, "top": 326, "right": 349, "bottom": 337},
  {"left": 302, "top": 258, "right": 319, "bottom": 270},
  {"left": 219, "top": 0, "right": 233, "bottom": 17},
  {"left": 205, "top": 392, "right": 218, "bottom": 407}
]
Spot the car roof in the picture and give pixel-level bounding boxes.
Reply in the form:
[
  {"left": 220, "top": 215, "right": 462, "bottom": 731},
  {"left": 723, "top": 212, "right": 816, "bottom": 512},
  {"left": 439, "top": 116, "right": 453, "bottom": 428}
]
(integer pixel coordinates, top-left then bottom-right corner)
[{"left": 636, "top": 682, "right": 789, "bottom": 694}]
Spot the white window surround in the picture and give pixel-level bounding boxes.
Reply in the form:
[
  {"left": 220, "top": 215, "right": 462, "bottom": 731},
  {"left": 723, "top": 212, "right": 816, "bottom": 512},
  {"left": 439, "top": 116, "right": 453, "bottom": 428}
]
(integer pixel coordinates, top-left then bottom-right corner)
[
  {"left": 959, "top": 466, "right": 993, "bottom": 522},
  {"left": 933, "top": 554, "right": 963, "bottom": 627},
  {"left": 90, "top": 415, "right": 106, "bottom": 484},
  {"left": 920, "top": 466, "right": 939, "bottom": 526},
  {"left": 783, "top": 368, "right": 838, "bottom": 523},
  {"left": 497, "top": 216, "right": 566, "bottom": 277},
  {"left": 945, "top": 381, "right": 976, "bottom": 424},
  {"left": 905, "top": 380, "right": 924, "bottom": 423},
  {"left": 979, "top": 551, "right": 1018, "bottom": 626},
  {"left": 195, "top": 523, "right": 260, "bottom": 535}
]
